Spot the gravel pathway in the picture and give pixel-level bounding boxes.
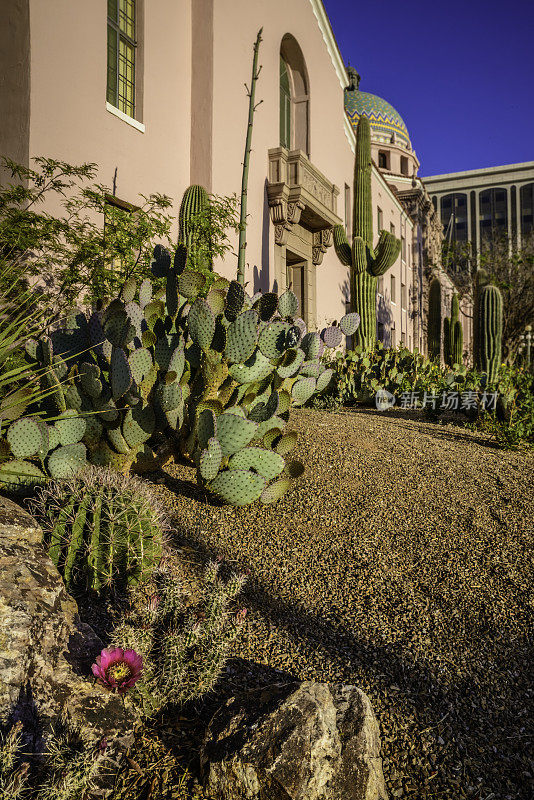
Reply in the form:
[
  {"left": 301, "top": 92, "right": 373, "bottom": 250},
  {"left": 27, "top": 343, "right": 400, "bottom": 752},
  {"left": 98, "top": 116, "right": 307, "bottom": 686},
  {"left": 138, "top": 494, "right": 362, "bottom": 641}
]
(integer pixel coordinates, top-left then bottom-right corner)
[{"left": 160, "top": 408, "right": 534, "bottom": 800}]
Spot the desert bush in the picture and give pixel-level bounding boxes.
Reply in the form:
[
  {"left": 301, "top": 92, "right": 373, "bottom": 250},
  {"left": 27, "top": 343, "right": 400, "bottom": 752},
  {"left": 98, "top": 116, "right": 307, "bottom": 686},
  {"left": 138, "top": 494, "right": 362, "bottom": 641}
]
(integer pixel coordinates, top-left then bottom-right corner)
[
  {"left": 0, "top": 156, "right": 173, "bottom": 309},
  {"left": 474, "top": 364, "right": 534, "bottom": 449}
]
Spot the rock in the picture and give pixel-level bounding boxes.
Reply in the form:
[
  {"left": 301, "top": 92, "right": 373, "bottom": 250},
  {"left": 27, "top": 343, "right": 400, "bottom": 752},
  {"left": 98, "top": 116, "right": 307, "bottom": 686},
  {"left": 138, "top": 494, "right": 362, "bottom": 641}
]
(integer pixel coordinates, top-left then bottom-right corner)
[
  {"left": 200, "top": 680, "right": 388, "bottom": 800},
  {"left": 0, "top": 495, "right": 136, "bottom": 797}
]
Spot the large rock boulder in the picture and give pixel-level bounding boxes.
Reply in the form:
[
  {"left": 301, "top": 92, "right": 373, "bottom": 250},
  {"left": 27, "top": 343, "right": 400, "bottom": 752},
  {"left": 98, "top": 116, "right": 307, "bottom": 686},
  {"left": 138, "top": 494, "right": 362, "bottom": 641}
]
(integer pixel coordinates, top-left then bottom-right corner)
[
  {"left": 200, "top": 681, "right": 388, "bottom": 800},
  {"left": 0, "top": 495, "right": 136, "bottom": 797}
]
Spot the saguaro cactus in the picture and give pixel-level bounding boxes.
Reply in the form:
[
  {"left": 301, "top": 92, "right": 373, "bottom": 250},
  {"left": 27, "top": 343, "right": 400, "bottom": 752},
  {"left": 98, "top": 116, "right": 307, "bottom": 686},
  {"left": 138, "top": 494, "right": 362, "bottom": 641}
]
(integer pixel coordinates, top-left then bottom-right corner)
[
  {"left": 179, "top": 184, "right": 211, "bottom": 271},
  {"left": 427, "top": 278, "right": 442, "bottom": 361},
  {"left": 333, "top": 114, "right": 401, "bottom": 350},
  {"left": 476, "top": 283, "right": 503, "bottom": 383},
  {"left": 444, "top": 293, "right": 463, "bottom": 366},
  {"left": 472, "top": 269, "right": 488, "bottom": 368}
]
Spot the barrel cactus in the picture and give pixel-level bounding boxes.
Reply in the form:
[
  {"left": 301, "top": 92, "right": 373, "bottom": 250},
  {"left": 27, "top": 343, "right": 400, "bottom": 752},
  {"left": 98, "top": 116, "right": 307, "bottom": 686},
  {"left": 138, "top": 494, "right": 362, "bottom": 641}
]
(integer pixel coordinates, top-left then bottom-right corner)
[
  {"left": 332, "top": 114, "right": 400, "bottom": 350},
  {"left": 476, "top": 282, "right": 503, "bottom": 384},
  {"left": 427, "top": 278, "right": 442, "bottom": 361},
  {"left": 31, "top": 467, "right": 168, "bottom": 592}
]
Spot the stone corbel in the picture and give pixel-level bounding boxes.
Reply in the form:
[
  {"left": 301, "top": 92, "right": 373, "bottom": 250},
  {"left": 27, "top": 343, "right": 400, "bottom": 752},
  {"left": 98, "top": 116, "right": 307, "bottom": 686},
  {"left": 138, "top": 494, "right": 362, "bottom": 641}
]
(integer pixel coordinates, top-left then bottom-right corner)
[
  {"left": 312, "top": 227, "right": 334, "bottom": 265},
  {"left": 270, "top": 200, "right": 305, "bottom": 246}
]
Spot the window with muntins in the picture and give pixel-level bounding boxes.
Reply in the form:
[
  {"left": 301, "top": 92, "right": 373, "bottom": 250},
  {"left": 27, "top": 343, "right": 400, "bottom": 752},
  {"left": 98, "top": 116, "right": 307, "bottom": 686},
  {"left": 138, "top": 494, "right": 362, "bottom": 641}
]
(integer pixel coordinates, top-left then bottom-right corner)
[
  {"left": 107, "top": 0, "right": 136, "bottom": 118},
  {"left": 280, "top": 57, "right": 291, "bottom": 149}
]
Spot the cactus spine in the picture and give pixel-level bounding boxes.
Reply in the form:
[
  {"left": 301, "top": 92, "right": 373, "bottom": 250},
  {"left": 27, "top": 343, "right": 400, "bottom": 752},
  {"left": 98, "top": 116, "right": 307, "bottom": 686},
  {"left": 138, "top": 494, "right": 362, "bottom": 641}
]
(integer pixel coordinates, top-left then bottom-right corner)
[
  {"left": 427, "top": 278, "right": 442, "bottom": 361},
  {"left": 237, "top": 28, "right": 263, "bottom": 286},
  {"left": 476, "top": 283, "right": 503, "bottom": 383},
  {"left": 333, "top": 115, "right": 401, "bottom": 349},
  {"left": 444, "top": 293, "right": 463, "bottom": 366}
]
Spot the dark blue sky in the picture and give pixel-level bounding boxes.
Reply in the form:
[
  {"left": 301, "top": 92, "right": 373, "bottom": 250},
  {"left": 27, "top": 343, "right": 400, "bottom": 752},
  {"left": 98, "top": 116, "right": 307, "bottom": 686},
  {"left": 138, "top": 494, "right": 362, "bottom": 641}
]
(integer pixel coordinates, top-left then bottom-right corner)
[{"left": 322, "top": 0, "right": 534, "bottom": 176}]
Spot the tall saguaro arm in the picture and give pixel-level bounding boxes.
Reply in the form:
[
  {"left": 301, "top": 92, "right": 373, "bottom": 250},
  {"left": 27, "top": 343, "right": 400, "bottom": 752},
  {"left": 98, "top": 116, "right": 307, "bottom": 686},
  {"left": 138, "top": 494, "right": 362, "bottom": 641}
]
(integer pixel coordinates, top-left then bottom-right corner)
[{"left": 332, "top": 114, "right": 400, "bottom": 349}]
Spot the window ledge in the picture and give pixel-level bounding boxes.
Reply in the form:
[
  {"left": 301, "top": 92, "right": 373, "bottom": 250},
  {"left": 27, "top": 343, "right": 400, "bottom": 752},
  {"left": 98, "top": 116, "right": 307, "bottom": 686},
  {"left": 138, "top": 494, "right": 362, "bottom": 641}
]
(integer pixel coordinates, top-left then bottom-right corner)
[{"left": 106, "top": 102, "right": 145, "bottom": 132}]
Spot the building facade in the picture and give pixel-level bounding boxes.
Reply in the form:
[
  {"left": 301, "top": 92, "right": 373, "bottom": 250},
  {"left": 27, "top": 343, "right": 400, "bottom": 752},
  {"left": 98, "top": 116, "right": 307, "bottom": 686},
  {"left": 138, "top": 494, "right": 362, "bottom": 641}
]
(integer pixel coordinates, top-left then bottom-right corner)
[
  {"left": 343, "top": 69, "right": 465, "bottom": 357},
  {"left": 423, "top": 162, "right": 534, "bottom": 254},
  {"left": 1, "top": 0, "right": 447, "bottom": 357}
]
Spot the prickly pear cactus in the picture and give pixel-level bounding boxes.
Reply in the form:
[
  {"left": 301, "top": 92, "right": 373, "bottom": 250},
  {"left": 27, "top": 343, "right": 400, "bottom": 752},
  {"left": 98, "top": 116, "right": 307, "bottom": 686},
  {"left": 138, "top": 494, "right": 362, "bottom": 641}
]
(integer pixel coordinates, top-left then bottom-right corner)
[{"left": 1, "top": 197, "right": 359, "bottom": 506}]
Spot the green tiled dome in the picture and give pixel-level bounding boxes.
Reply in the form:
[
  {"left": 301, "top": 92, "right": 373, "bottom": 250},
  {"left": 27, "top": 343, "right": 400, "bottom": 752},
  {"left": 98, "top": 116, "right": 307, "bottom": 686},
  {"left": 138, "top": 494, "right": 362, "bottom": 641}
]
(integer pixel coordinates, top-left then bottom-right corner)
[{"left": 345, "top": 85, "right": 411, "bottom": 148}]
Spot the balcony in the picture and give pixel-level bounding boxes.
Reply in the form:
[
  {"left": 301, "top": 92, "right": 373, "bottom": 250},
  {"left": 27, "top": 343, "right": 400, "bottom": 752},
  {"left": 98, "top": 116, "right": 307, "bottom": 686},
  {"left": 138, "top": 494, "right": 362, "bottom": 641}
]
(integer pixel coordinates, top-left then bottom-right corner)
[{"left": 267, "top": 147, "right": 342, "bottom": 265}]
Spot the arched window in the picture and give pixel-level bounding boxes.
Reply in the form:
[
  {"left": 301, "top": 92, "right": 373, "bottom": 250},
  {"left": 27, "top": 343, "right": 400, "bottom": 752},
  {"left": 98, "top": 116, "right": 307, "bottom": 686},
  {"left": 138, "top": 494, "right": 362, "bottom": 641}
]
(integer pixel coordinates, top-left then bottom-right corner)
[
  {"left": 520, "top": 183, "right": 534, "bottom": 237},
  {"left": 280, "top": 57, "right": 291, "bottom": 149},
  {"left": 279, "top": 35, "right": 310, "bottom": 155}
]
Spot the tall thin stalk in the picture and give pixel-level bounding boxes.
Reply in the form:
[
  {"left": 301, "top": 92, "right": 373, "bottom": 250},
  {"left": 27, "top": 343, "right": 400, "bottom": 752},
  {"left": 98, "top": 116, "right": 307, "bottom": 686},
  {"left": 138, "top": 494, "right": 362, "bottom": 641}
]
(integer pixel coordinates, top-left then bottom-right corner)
[{"left": 237, "top": 28, "right": 263, "bottom": 285}]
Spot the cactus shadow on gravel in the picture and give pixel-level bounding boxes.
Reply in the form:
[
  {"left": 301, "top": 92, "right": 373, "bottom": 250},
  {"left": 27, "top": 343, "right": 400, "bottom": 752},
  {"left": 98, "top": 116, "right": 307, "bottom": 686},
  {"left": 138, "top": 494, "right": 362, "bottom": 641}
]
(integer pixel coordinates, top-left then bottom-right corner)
[{"left": 163, "top": 512, "right": 533, "bottom": 800}]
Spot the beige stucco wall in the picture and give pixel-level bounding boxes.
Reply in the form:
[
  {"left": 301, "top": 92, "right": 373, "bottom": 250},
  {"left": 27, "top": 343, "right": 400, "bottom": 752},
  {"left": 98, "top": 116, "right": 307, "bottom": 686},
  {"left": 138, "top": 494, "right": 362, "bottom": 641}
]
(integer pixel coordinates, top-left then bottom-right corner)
[
  {"left": 26, "top": 0, "right": 191, "bottom": 235},
  {"left": 208, "top": 0, "right": 352, "bottom": 330},
  {"left": 208, "top": 0, "right": 414, "bottom": 342},
  {"left": 1, "top": 0, "right": 418, "bottom": 349}
]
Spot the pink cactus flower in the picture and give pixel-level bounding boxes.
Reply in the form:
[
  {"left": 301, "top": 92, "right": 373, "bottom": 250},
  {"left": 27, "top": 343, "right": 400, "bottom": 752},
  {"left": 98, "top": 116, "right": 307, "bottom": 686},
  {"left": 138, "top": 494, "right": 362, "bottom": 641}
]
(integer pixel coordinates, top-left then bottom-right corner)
[{"left": 91, "top": 647, "right": 143, "bottom": 694}]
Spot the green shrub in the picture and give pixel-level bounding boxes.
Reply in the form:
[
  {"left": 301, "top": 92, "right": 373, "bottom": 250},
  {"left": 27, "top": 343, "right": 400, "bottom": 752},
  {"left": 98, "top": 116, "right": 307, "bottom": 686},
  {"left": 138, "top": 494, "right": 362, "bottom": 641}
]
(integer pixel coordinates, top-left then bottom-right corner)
[
  {"left": 31, "top": 466, "right": 169, "bottom": 593},
  {"left": 0, "top": 156, "right": 173, "bottom": 309},
  {"left": 475, "top": 364, "right": 534, "bottom": 449}
]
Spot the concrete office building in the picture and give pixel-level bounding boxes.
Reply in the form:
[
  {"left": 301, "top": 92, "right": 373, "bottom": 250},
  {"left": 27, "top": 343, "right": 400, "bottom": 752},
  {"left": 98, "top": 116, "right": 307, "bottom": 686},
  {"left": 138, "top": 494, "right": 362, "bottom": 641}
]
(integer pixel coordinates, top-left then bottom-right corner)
[{"left": 423, "top": 162, "right": 534, "bottom": 253}]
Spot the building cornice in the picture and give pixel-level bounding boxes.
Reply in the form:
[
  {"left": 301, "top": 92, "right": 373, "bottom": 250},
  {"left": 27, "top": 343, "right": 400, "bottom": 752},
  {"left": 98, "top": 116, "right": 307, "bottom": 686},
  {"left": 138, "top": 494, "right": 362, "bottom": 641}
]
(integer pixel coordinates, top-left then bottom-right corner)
[
  {"left": 308, "top": 0, "right": 350, "bottom": 90},
  {"left": 305, "top": 2, "right": 413, "bottom": 224},
  {"left": 422, "top": 161, "right": 534, "bottom": 182}
]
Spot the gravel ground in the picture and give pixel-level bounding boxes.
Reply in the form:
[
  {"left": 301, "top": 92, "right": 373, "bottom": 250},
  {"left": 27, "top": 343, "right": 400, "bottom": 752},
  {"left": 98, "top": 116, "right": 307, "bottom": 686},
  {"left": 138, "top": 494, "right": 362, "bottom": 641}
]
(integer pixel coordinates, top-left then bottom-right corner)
[{"left": 158, "top": 408, "right": 533, "bottom": 800}]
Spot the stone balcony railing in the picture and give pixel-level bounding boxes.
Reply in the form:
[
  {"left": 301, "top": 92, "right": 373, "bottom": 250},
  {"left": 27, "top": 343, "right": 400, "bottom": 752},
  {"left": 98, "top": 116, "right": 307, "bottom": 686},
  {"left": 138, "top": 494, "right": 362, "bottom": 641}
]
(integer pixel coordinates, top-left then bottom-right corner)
[{"left": 266, "top": 147, "right": 342, "bottom": 265}]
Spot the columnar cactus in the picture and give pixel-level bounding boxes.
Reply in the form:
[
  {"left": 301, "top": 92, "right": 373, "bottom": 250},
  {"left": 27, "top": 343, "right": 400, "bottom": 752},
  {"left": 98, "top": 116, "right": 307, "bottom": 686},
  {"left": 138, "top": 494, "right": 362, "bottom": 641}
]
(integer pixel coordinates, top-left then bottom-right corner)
[
  {"left": 178, "top": 184, "right": 211, "bottom": 272},
  {"left": 179, "top": 185, "right": 209, "bottom": 250},
  {"left": 444, "top": 293, "right": 463, "bottom": 367},
  {"left": 476, "top": 283, "right": 503, "bottom": 384},
  {"left": 427, "top": 278, "right": 442, "bottom": 361},
  {"left": 31, "top": 467, "right": 168, "bottom": 593},
  {"left": 472, "top": 269, "right": 488, "bottom": 368},
  {"left": 333, "top": 114, "right": 401, "bottom": 349}
]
